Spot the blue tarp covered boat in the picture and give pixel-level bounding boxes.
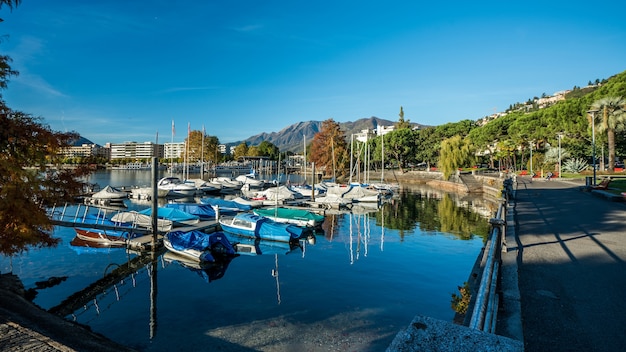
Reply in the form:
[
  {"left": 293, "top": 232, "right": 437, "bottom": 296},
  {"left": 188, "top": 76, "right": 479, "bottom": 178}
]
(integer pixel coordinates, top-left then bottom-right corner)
[
  {"left": 164, "top": 202, "right": 236, "bottom": 219},
  {"left": 218, "top": 212, "right": 306, "bottom": 242},
  {"left": 199, "top": 197, "right": 252, "bottom": 212},
  {"left": 164, "top": 230, "right": 236, "bottom": 262},
  {"left": 163, "top": 251, "right": 233, "bottom": 283},
  {"left": 138, "top": 207, "right": 200, "bottom": 225}
]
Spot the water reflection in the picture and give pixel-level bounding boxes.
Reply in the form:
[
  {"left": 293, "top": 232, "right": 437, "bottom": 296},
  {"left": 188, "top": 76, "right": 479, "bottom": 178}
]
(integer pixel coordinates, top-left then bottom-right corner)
[
  {"left": 2, "top": 175, "right": 496, "bottom": 351},
  {"left": 163, "top": 251, "right": 233, "bottom": 283}
]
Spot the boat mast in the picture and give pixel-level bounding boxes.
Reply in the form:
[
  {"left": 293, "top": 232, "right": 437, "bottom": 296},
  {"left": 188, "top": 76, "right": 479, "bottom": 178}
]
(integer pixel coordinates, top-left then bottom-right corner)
[
  {"left": 349, "top": 134, "right": 353, "bottom": 184},
  {"left": 303, "top": 134, "right": 306, "bottom": 184},
  {"left": 170, "top": 120, "right": 174, "bottom": 176},
  {"left": 381, "top": 126, "right": 384, "bottom": 182},
  {"left": 201, "top": 125, "right": 205, "bottom": 177}
]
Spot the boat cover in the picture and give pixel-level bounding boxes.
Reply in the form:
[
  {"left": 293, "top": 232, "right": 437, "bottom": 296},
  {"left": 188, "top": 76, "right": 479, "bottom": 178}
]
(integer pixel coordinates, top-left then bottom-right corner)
[
  {"left": 139, "top": 207, "right": 200, "bottom": 223},
  {"left": 253, "top": 207, "right": 325, "bottom": 225},
  {"left": 91, "top": 185, "right": 128, "bottom": 200},
  {"left": 166, "top": 230, "right": 236, "bottom": 260},
  {"left": 228, "top": 213, "right": 305, "bottom": 241},
  {"left": 199, "top": 197, "right": 252, "bottom": 212},
  {"left": 165, "top": 203, "right": 215, "bottom": 219}
]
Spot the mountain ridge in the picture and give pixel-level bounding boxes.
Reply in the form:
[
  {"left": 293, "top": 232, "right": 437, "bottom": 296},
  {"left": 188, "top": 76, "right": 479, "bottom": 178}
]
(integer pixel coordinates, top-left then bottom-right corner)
[{"left": 230, "top": 116, "right": 427, "bottom": 153}]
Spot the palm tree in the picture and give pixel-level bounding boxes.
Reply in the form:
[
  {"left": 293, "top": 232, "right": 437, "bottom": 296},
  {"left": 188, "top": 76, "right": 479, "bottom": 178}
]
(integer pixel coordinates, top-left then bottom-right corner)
[{"left": 590, "top": 97, "right": 626, "bottom": 172}]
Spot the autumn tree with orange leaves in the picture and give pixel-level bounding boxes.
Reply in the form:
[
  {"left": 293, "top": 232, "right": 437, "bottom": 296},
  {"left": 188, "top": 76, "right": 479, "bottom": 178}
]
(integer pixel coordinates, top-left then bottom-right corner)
[{"left": 309, "top": 119, "right": 349, "bottom": 180}]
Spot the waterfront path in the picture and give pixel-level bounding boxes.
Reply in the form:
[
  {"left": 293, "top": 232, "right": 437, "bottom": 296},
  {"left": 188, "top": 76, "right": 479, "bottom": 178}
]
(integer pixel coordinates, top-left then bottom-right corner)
[{"left": 503, "top": 177, "right": 626, "bottom": 351}]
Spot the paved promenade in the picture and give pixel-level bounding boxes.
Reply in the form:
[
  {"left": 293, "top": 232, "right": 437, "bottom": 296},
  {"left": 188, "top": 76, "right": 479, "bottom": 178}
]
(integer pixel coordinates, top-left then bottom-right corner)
[{"left": 503, "top": 177, "right": 626, "bottom": 351}]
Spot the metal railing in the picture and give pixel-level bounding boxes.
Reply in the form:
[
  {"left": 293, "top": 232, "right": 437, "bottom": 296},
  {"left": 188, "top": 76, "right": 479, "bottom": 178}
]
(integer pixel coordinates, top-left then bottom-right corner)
[{"left": 468, "top": 178, "right": 512, "bottom": 332}]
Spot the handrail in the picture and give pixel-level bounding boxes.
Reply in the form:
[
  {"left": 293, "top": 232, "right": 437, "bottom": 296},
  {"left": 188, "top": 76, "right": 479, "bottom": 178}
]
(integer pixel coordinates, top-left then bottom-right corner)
[{"left": 468, "top": 178, "right": 512, "bottom": 332}]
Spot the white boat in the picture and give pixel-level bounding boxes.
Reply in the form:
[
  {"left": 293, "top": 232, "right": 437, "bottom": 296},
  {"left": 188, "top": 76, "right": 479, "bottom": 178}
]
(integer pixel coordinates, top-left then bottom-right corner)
[
  {"left": 313, "top": 194, "right": 352, "bottom": 209},
  {"left": 91, "top": 185, "right": 128, "bottom": 200},
  {"left": 157, "top": 176, "right": 197, "bottom": 197},
  {"left": 235, "top": 174, "right": 265, "bottom": 189},
  {"left": 289, "top": 184, "right": 323, "bottom": 199},
  {"left": 184, "top": 178, "right": 222, "bottom": 195},
  {"left": 210, "top": 177, "right": 243, "bottom": 192},
  {"left": 226, "top": 196, "right": 265, "bottom": 209},
  {"left": 111, "top": 211, "right": 173, "bottom": 231},
  {"left": 246, "top": 185, "right": 300, "bottom": 202},
  {"left": 129, "top": 186, "right": 170, "bottom": 200}
]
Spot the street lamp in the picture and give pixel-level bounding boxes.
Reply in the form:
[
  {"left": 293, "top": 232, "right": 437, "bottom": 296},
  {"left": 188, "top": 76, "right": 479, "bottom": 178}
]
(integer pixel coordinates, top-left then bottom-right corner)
[
  {"left": 529, "top": 141, "right": 533, "bottom": 176},
  {"left": 588, "top": 109, "right": 599, "bottom": 185},
  {"left": 557, "top": 133, "right": 563, "bottom": 179}
]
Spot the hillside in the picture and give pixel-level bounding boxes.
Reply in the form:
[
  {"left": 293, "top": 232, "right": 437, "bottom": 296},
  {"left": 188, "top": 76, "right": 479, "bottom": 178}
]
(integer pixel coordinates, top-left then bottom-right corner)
[{"left": 230, "top": 116, "right": 426, "bottom": 153}]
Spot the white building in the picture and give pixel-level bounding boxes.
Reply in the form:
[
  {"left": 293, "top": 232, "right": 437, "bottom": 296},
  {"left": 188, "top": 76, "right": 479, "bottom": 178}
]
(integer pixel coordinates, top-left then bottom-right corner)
[
  {"left": 61, "top": 144, "right": 107, "bottom": 159},
  {"left": 164, "top": 142, "right": 186, "bottom": 159},
  {"left": 109, "top": 141, "right": 162, "bottom": 160}
]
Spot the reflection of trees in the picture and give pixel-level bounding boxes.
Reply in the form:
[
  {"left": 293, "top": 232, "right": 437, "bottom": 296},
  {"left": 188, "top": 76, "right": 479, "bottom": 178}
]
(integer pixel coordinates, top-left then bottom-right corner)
[
  {"left": 321, "top": 213, "right": 342, "bottom": 241},
  {"left": 437, "top": 195, "right": 490, "bottom": 241},
  {"left": 377, "top": 188, "right": 490, "bottom": 241}
]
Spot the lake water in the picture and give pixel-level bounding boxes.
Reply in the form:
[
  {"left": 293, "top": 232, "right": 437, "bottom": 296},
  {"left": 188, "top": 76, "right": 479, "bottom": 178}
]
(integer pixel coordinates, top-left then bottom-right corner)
[{"left": 0, "top": 170, "right": 495, "bottom": 351}]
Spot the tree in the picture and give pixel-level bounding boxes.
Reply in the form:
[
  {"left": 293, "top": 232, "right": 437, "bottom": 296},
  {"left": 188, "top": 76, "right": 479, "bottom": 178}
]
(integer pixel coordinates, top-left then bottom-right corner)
[
  {"left": 590, "top": 96, "right": 626, "bottom": 172},
  {"left": 232, "top": 142, "right": 249, "bottom": 161},
  {"left": 257, "top": 141, "right": 280, "bottom": 160},
  {"left": 1, "top": 107, "right": 92, "bottom": 256},
  {"left": 395, "top": 106, "right": 412, "bottom": 130},
  {"left": 439, "top": 135, "right": 475, "bottom": 179},
  {"left": 184, "top": 130, "right": 220, "bottom": 164},
  {"left": 385, "top": 128, "right": 416, "bottom": 172},
  {"left": 309, "top": 119, "right": 348, "bottom": 179}
]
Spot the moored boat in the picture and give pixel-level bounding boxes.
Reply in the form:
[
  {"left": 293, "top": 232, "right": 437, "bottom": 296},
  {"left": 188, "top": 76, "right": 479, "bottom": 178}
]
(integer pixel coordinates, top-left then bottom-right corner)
[
  {"left": 110, "top": 211, "right": 173, "bottom": 231},
  {"left": 164, "top": 202, "right": 235, "bottom": 219},
  {"left": 138, "top": 207, "right": 200, "bottom": 225},
  {"left": 200, "top": 197, "right": 252, "bottom": 212},
  {"left": 157, "top": 176, "right": 197, "bottom": 197},
  {"left": 253, "top": 206, "right": 325, "bottom": 227},
  {"left": 73, "top": 213, "right": 134, "bottom": 246},
  {"left": 91, "top": 185, "right": 128, "bottom": 200},
  {"left": 223, "top": 232, "right": 302, "bottom": 256},
  {"left": 164, "top": 230, "right": 236, "bottom": 262},
  {"left": 218, "top": 212, "right": 306, "bottom": 242}
]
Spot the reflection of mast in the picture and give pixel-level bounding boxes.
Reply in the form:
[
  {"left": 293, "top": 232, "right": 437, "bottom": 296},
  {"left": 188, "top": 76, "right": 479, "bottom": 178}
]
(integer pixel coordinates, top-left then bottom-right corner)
[
  {"left": 349, "top": 213, "right": 354, "bottom": 264},
  {"left": 380, "top": 203, "right": 385, "bottom": 252},
  {"left": 48, "top": 252, "right": 162, "bottom": 317},
  {"left": 149, "top": 249, "right": 158, "bottom": 339},
  {"left": 271, "top": 254, "right": 281, "bottom": 304}
]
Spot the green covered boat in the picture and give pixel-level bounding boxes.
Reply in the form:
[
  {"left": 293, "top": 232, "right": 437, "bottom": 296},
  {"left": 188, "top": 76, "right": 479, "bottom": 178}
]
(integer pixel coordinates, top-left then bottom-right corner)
[{"left": 253, "top": 207, "right": 325, "bottom": 228}]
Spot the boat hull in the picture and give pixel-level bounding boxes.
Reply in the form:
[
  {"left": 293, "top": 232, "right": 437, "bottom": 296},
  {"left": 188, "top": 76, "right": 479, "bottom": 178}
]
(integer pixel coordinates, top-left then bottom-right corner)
[
  {"left": 74, "top": 228, "right": 128, "bottom": 247},
  {"left": 164, "top": 230, "right": 235, "bottom": 262},
  {"left": 218, "top": 213, "right": 305, "bottom": 242},
  {"left": 253, "top": 207, "right": 325, "bottom": 227}
]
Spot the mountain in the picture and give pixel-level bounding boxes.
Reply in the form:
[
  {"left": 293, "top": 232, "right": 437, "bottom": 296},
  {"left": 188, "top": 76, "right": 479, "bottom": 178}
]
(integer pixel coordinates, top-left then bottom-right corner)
[
  {"left": 70, "top": 136, "right": 96, "bottom": 146},
  {"left": 229, "top": 116, "right": 426, "bottom": 153}
]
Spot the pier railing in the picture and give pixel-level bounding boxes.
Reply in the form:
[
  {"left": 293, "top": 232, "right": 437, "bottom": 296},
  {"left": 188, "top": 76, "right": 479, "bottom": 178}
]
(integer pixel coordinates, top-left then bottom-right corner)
[
  {"left": 47, "top": 203, "right": 152, "bottom": 235},
  {"left": 468, "top": 177, "right": 513, "bottom": 332}
]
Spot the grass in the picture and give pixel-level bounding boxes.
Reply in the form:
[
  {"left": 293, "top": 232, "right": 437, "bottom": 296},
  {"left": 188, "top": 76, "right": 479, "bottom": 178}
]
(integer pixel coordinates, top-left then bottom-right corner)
[{"left": 606, "top": 179, "right": 626, "bottom": 194}]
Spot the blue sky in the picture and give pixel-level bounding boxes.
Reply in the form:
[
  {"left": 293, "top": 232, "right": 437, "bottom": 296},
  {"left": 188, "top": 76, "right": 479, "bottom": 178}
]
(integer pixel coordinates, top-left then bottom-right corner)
[{"left": 1, "top": 1, "right": 625, "bottom": 146}]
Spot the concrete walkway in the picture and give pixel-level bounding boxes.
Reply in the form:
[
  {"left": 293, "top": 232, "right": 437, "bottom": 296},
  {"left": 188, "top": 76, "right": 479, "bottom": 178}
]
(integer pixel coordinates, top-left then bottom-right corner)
[
  {"left": 0, "top": 273, "right": 136, "bottom": 352},
  {"left": 502, "top": 177, "right": 626, "bottom": 351}
]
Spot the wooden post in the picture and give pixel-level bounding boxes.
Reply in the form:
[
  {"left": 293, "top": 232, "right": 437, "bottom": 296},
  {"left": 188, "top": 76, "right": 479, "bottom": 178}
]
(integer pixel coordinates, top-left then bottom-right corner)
[{"left": 151, "top": 157, "right": 159, "bottom": 245}]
